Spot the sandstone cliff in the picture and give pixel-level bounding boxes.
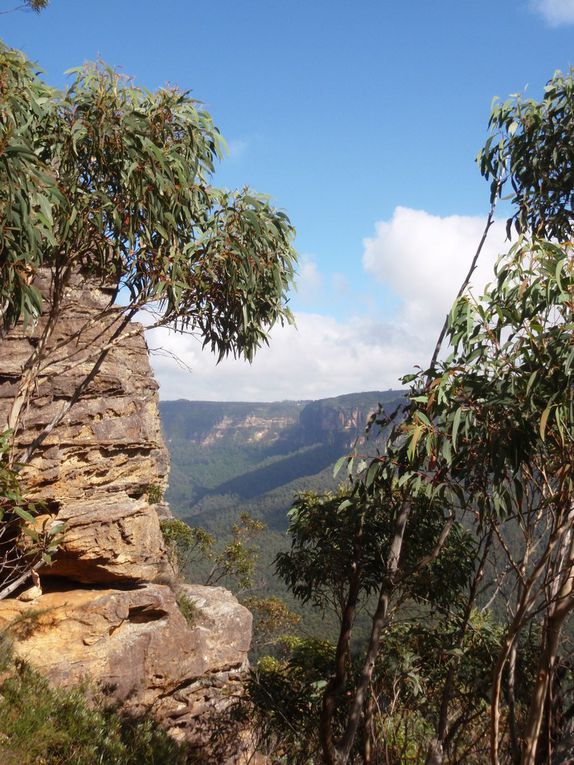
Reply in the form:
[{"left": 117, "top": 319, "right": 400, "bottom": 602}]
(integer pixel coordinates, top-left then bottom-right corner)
[{"left": 0, "top": 271, "right": 253, "bottom": 761}]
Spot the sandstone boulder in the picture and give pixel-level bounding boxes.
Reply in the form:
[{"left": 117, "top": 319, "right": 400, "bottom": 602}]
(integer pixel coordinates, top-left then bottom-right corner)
[{"left": 0, "top": 583, "right": 252, "bottom": 747}]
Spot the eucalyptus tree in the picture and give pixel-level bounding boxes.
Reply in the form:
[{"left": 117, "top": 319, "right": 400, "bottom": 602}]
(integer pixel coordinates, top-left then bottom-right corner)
[
  {"left": 0, "top": 42, "right": 297, "bottom": 593},
  {"left": 272, "top": 70, "right": 574, "bottom": 765}
]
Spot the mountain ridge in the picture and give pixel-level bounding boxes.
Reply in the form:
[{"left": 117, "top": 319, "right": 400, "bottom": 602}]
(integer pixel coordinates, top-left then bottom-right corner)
[{"left": 160, "top": 389, "right": 405, "bottom": 533}]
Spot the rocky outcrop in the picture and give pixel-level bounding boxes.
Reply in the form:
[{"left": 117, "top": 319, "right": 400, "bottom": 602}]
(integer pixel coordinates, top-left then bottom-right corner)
[
  {"left": 37, "top": 496, "right": 169, "bottom": 584},
  {"left": 0, "top": 270, "right": 254, "bottom": 761},
  {"left": 0, "top": 583, "right": 252, "bottom": 747},
  {"left": 0, "top": 270, "right": 169, "bottom": 583}
]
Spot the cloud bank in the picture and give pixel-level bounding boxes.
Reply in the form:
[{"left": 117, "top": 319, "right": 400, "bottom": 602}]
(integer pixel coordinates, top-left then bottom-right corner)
[
  {"left": 362, "top": 206, "right": 506, "bottom": 334},
  {"left": 147, "top": 313, "right": 417, "bottom": 401},
  {"left": 147, "top": 207, "right": 507, "bottom": 401},
  {"left": 531, "top": 0, "right": 574, "bottom": 25}
]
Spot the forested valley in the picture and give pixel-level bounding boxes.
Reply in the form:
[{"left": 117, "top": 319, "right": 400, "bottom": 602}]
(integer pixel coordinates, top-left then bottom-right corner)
[
  {"left": 0, "top": 8, "right": 573, "bottom": 763},
  {"left": 159, "top": 77, "right": 574, "bottom": 764}
]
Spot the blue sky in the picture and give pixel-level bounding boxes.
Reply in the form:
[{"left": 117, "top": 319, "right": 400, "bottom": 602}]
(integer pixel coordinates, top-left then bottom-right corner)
[{"left": 3, "top": 0, "right": 574, "bottom": 400}]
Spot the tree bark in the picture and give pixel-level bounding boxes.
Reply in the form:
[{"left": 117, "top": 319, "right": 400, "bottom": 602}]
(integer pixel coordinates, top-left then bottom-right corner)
[{"left": 522, "top": 528, "right": 574, "bottom": 765}]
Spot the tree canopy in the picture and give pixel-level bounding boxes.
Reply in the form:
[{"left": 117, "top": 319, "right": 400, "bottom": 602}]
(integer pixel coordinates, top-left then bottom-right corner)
[{"left": 0, "top": 43, "right": 297, "bottom": 358}]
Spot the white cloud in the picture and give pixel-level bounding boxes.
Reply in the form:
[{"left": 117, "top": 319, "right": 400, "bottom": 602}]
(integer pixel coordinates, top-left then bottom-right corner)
[
  {"left": 295, "top": 257, "right": 324, "bottom": 304},
  {"left": 530, "top": 0, "right": 574, "bottom": 25},
  {"left": 363, "top": 206, "right": 507, "bottom": 340},
  {"left": 146, "top": 206, "right": 509, "bottom": 402},
  {"left": 146, "top": 313, "right": 417, "bottom": 401}
]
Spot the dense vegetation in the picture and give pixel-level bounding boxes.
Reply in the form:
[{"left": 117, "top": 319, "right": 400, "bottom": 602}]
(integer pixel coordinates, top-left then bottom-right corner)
[
  {"left": 174, "top": 73, "right": 574, "bottom": 765},
  {"left": 0, "top": 637, "right": 189, "bottom": 765},
  {"left": 161, "top": 393, "right": 403, "bottom": 639},
  {"left": 162, "top": 392, "right": 403, "bottom": 529}
]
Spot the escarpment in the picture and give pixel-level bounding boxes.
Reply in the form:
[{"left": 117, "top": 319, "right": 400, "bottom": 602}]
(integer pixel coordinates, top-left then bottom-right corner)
[{"left": 0, "top": 271, "right": 253, "bottom": 762}]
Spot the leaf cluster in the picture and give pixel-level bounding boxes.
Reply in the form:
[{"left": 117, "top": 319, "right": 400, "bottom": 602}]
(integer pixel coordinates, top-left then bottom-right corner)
[
  {"left": 479, "top": 68, "right": 574, "bottom": 241},
  {"left": 0, "top": 43, "right": 298, "bottom": 361},
  {"left": 276, "top": 488, "right": 475, "bottom": 615}
]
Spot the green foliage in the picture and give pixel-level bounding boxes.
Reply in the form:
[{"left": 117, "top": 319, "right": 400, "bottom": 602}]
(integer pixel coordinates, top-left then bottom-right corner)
[
  {"left": 0, "top": 43, "right": 52, "bottom": 332},
  {"left": 0, "top": 431, "right": 34, "bottom": 524},
  {"left": 205, "top": 512, "right": 265, "bottom": 591},
  {"left": 160, "top": 517, "right": 214, "bottom": 575},
  {"left": 0, "top": 661, "right": 187, "bottom": 765},
  {"left": 253, "top": 70, "right": 574, "bottom": 765},
  {"left": 244, "top": 638, "right": 335, "bottom": 763},
  {"left": 243, "top": 595, "right": 301, "bottom": 656},
  {"left": 479, "top": 68, "right": 574, "bottom": 240},
  {"left": 0, "top": 36, "right": 297, "bottom": 600},
  {"left": 276, "top": 488, "right": 475, "bottom": 615},
  {"left": 161, "top": 513, "right": 264, "bottom": 593},
  {"left": 404, "top": 236, "right": 573, "bottom": 522},
  {"left": 144, "top": 484, "right": 163, "bottom": 504},
  {"left": 0, "top": 41, "right": 297, "bottom": 357},
  {"left": 175, "top": 591, "right": 198, "bottom": 626}
]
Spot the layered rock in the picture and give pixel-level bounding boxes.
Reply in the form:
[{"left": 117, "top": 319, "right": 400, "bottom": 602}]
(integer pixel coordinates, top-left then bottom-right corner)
[
  {"left": 0, "top": 583, "right": 252, "bottom": 752},
  {"left": 0, "top": 270, "right": 254, "bottom": 762},
  {"left": 0, "top": 270, "right": 169, "bottom": 583}
]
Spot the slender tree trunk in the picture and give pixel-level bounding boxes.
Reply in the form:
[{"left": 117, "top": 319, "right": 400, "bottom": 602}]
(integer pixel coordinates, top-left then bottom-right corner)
[
  {"left": 428, "top": 198, "right": 497, "bottom": 374},
  {"left": 424, "top": 533, "right": 492, "bottom": 765},
  {"left": 490, "top": 513, "right": 568, "bottom": 765},
  {"left": 507, "top": 640, "right": 521, "bottom": 765},
  {"left": 522, "top": 615, "right": 562, "bottom": 765},
  {"left": 321, "top": 502, "right": 410, "bottom": 765},
  {"left": 426, "top": 739, "right": 444, "bottom": 765},
  {"left": 522, "top": 529, "right": 574, "bottom": 765},
  {"left": 319, "top": 515, "right": 366, "bottom": 765}
]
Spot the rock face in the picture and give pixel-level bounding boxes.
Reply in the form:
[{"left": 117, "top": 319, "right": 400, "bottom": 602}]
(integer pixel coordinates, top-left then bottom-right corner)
[
  {"left": 0, "top": 270, "right": 254, "bottom": 761},
  {"left": 0, "top": 270, "right": 169, "bottom": 583},
  {"left": 0, "top": 583, "right": 252, "bottom": 752}
]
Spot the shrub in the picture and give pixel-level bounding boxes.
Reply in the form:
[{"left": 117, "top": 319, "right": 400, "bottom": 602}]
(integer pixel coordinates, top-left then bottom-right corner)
[{"left": 0, "top": 661, "right": 188, "bottom": 765}]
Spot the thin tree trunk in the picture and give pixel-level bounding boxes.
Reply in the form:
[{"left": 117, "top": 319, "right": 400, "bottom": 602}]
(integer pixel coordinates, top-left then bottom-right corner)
[
  {"left": 0, "top": 559, "right": 43, "bottom": 601},
  {"left": 427, "top": 197, "right": 498, "bottom": 374},
  {"left": 522, "top": 615, "right": 563, "bottom": 765},
  {"left": 320, "top": 517, "right": 366, "bottom": 765},
  {"left": 426, "top": 739, "right": 444, "bottom": 765},
  {"left": 325, "top": 502, "right": 410, "bottom": 765},
  {"left": 490, "top": 512, "right": 570, "bottom": 765},
  {"left": 424, "top": 533, "right": 492, "bottom": 765},
  {"left": 522, "top": 529, "right": 574, "bottom": 765},
  {"left": 507, "top": 640, "right": 521, "bottom": 765}
]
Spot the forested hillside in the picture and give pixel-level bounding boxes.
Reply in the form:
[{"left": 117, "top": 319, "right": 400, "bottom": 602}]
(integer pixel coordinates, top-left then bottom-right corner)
[
  {"left": 160, "top": 391, "right": 404, "bottom": 638},
  {"left": 161, "top": 390, "right": 404, "bottom": 535}
]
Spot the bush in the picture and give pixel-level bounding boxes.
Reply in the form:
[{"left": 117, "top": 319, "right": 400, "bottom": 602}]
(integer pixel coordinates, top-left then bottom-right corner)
[
  {"left": 0, "top": 661, "right": 189, "bottom": 765},
  {"left": 176, "top": 591, "right": 198, "bottom": 626}
]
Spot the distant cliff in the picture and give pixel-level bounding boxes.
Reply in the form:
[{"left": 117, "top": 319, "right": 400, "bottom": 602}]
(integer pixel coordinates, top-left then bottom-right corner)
[{"left": 160, "top": 390, "right": 404, "bottom": 533}]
